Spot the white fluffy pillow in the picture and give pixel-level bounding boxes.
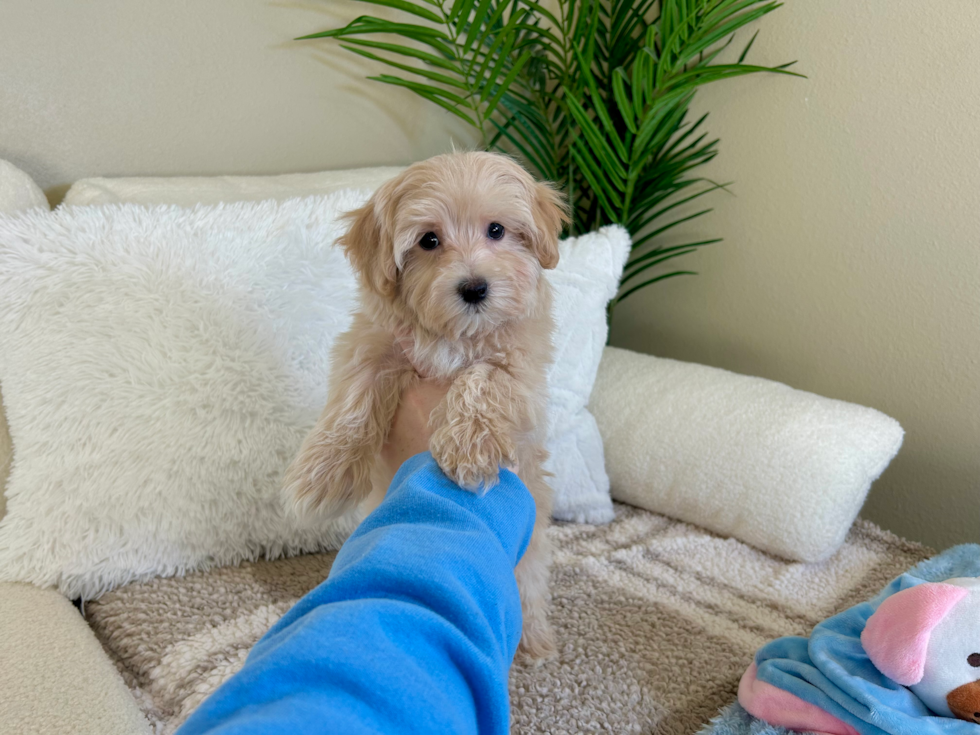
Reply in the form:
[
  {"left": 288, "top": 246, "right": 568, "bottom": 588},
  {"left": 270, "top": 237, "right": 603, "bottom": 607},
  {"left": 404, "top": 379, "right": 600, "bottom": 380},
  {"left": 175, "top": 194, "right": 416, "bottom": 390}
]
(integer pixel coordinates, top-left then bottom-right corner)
[
  {"left": 0, "top": 195, "right": 365, "bottom": 598},
  {"left": 544, "top": 226, "right": 627, "bottom": 523},
  {"left": 0, "top": 194, "right": 626, "bottom": 598},
  {"left": 589, "top": 346, "right": 905, "bottom": 562},
  {"left": 0, "top": 159, "right": 51, "bottom": 523}
]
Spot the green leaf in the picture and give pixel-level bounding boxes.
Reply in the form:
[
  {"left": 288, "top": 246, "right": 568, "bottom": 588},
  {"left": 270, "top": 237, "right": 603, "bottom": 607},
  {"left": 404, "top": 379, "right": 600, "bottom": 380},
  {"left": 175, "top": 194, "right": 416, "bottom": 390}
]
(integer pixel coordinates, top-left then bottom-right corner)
[
  {"left": 659, "top": 111, "right": 709, "bottom": 158},
  {"left": 496, "top": 94, "right": 553, "bottom": 158},
  {"left": 631, "top": 47, "right": 647, "bottom": 119},
  {"left": 570, "top": 144, "right": 623, "bottom": 221},
  {"left": 490, "top": 117, "right": 550, "bottom": 176},
  {"left": 572, "top": 46, "right": 628, "bottom": 161},
  {"left": 342, "top": 45, "right": 469, "bottom": 88},
  {"left": 473, "top": 5, "right": 526, "bottom": 95},
  {"left": 631, "top": 207, "right": 713, "bottom": 249},
  {"left": 684, "top": 6, "right": 781, "bottom": 60},
  {"left": 462, "top": 0, "right": 495, "bottom": 56},
  {"left": 632, "top": 90, "right": 693, "bottom": 163},
  {"left": 666, "top": 63, "right": 805, "bottom": 92},
  {"left": 562, "top": 89, "right": 628, "bottom": 184},
  {"left": 339, "top": 38, "right": 458, "bottom": 70},
  {"left": 630, "top": 181, "right": 729, "bottom": 233},
  {"left": 625, "top": 238, "right": 722, "bottom": 269},
  {"left": 496, "top": 92, "right": 553, "bottom": 144},
  {"left": 510, "top": 22, "right": 565, "bottom": 49},
  {"left": 738, "top": 29, "right": 760, "bottom": 63},
  {"left": 298, "top": 16, "right": 450, "bottom": 42},
  {"left": 371, "top": 73, "right": 471, "bottom": 104},
  {"left": 627, "top": 178, "right": 702, "bottom": 225},
  {"left": 580, "top": 0, "right": 603, "bottom": 72},
  {"left": 476, "top": 32, "right": 516, "bottom": 99},
  {"left": 622, "top": 247, "right": 700, "bottom": 284},
  {"left": 480, "top": 0, "right": 514, "bottom": 42},
  {"left": 484, "top": 49, "right": 533, "bottom": 118},
  {"left": 449, "top": 0, "right": 477, "bottom": 28},
  {"left": 616, "top": 270, "right": 697, "bottom": 302},
  {"left": 344, "top": 0, "right": 445, "bottom": 23},
  {"left": 610, "top": 0, "right": 657, "bottom": 55},
  {"left": 367, "top": 74, "right": 478, "bottom": 126},
  {"left": 694, "top": 31, "right": 736, "bottom": 69},
  {"left": 513, "top": 0, "right": 561, "bottom": 28},
  {"left": 612, "top": 69, "right": 636, "bottom": 133}
]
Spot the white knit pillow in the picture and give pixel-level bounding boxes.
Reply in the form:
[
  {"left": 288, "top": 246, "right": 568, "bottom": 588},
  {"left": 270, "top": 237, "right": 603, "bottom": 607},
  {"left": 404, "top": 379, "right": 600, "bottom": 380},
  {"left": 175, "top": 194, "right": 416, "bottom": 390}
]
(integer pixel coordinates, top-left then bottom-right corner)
[
  {"left": 0, "top": 194, "right": 626, "bottom": 598},
  {"left": 589, "top": 347, "right": 905, "bottom": 562}
]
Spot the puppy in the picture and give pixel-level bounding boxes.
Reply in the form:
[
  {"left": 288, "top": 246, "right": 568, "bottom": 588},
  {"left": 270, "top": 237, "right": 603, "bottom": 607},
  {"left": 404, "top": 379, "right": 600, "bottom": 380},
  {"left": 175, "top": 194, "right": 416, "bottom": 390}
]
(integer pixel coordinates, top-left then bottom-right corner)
[{"left": 282, "top": 150, "right": 568, "bottom": 660}]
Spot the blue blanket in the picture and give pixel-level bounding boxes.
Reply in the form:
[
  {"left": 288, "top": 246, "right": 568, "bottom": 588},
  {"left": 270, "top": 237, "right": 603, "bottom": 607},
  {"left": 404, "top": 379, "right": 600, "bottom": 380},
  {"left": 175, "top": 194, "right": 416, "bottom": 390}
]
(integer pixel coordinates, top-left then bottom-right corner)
[{"left": 702, "top": 544, "right": 980, "bottom": 735}]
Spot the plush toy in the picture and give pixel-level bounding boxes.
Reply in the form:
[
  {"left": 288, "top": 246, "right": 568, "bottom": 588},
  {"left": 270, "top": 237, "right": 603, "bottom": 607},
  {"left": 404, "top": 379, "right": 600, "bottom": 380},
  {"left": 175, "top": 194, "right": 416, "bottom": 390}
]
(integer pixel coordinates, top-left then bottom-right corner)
[{"left": 861, "top": 576, "right": 980, "bottom": 722}]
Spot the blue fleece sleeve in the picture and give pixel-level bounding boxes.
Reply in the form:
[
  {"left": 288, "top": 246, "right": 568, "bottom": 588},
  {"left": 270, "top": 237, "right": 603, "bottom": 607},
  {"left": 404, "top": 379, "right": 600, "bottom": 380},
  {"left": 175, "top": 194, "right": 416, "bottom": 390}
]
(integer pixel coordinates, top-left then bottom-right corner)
[{"left": 176, "top": 452, "right": 535, "bottom": 735}]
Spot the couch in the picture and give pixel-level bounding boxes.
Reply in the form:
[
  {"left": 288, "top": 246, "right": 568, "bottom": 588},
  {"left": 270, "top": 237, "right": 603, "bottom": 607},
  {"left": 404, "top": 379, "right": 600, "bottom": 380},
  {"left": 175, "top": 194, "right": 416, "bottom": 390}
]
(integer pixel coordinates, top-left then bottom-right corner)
[{"left": 0, "top": 162, "right": 922, "bottom": 735}]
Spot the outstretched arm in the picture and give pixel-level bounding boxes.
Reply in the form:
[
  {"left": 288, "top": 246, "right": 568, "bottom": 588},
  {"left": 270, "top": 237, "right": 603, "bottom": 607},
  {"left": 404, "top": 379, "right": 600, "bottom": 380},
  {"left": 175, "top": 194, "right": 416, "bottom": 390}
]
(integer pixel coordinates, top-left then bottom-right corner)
[{"left": 178, "top": 392, "right": 535, "bottom": 735}]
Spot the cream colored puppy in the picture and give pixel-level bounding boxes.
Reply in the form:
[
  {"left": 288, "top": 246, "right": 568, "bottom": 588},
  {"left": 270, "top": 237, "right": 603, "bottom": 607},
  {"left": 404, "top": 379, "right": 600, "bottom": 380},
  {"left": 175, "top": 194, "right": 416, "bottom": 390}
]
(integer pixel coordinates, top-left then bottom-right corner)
[{"left": 282, "top": 151, "right": 568, "bottom": 660}]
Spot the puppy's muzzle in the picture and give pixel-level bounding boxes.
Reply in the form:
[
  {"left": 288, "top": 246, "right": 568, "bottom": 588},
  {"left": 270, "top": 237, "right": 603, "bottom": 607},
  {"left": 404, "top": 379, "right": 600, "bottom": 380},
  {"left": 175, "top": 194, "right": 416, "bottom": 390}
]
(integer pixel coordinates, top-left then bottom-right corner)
[{"left": 458, "top": 278, "right": 488, "bottom": 305}]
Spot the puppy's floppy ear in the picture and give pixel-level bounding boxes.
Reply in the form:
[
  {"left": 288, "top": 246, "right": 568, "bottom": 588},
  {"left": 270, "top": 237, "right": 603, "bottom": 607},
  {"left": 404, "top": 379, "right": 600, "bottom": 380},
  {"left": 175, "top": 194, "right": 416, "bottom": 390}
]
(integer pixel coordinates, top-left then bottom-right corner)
[
  {"left": 339, "top": 181, "right": 400, "bottom": 298},
  {"left": 528, "top": 181, "right": 570, "bottom": 270}
]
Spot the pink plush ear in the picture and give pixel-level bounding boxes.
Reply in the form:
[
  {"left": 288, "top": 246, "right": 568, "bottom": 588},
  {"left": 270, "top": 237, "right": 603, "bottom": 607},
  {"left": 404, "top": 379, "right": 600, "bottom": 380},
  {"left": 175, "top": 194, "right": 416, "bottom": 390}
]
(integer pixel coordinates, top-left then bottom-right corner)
[{"left": 861, "top": 583, "right": 968, "bottom": 685}]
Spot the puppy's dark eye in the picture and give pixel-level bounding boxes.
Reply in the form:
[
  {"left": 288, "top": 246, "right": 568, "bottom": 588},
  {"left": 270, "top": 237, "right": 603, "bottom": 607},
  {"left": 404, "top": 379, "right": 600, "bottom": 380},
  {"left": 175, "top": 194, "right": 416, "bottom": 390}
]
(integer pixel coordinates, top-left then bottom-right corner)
[
  {"left": 419, "top": 232, "right": 440, "bottom": 250},
  {"left": 487, "top": 222, "right": 505, "bottom": 240},
  {"left": 968, "top": 653, "right": 980, "bottom": 667}
]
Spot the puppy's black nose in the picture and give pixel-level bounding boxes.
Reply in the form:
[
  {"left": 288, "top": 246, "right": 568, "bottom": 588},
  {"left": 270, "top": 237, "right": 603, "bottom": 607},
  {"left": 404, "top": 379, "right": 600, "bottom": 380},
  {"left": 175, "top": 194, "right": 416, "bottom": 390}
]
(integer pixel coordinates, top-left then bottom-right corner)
[{"left": 458, "top": 279, "right": 488, "bottom": 304}]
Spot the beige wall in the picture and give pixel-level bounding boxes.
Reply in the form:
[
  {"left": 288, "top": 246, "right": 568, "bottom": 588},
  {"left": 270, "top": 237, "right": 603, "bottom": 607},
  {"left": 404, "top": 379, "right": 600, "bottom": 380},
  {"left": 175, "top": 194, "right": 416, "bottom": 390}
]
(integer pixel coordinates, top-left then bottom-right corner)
[
  {"left": 612, "top": 2, "right": 980, "bottom": 550},
  {"left": 2, "top": 1, "right": 977, "bottom": 549},
  {"left": 0, "top": 0, "right": 477, "bottom": 201}
]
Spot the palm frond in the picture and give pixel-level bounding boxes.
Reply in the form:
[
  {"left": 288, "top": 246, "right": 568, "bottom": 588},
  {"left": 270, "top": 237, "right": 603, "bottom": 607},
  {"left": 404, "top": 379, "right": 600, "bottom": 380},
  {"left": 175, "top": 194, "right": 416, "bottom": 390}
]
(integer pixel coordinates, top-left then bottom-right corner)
[{"left": 297, "top": 0, "right": 802, "bottom": 308}]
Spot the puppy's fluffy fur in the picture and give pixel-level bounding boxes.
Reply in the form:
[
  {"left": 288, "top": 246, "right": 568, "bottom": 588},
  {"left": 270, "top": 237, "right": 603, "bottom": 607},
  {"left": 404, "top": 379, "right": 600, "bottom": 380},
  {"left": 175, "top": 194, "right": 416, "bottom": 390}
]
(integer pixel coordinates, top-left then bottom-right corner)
[{"left": 282, "top": 151, "right": 568, "bottom": 659}]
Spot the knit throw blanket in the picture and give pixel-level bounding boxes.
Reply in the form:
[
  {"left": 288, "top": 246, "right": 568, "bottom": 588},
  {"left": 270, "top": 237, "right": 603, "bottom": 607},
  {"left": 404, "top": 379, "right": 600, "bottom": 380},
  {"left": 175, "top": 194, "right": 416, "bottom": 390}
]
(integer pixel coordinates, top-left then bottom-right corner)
[{"left": 85, "top": 504, "right": 931, "bottom": 734}]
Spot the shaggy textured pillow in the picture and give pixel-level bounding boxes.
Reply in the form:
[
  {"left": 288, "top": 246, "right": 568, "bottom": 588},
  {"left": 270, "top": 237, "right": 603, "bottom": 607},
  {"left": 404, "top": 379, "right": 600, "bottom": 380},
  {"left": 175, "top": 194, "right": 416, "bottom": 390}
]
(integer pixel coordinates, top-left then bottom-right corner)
[
  {"left": 0, "top": 159, "right": 51, "bottom": 522},
  {"left": 0, "top": 194, "right": 627, "bottom": 598},
  {"left": 543, "top": 226, "right": 625, "bottom": 523}
]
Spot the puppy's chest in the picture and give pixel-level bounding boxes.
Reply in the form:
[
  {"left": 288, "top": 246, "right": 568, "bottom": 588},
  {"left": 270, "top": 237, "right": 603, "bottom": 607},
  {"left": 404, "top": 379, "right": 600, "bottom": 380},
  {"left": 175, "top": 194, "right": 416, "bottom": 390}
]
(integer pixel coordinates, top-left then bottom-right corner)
[{"left": 407, "top": 338, "right": 507, "bottom": 379}]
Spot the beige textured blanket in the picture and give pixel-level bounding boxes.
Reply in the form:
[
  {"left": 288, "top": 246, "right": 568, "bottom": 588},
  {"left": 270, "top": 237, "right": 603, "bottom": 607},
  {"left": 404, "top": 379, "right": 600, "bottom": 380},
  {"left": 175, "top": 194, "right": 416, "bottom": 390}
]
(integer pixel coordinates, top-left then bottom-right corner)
[{"left": 86, "top": 505, "right": 931, "bottom": 734}]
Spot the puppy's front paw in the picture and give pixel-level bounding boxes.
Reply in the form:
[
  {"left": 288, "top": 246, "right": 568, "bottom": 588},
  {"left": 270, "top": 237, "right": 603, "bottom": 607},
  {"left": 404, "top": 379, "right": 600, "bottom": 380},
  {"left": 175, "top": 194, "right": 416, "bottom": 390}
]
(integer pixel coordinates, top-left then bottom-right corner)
[
  {"left": 429, "top": 419, "right": 515, "bottom": 492},
  {"left": 282, "top": 441, "right": 373, "bottom": 518},
  {"left": 518, "top": 616, "right": 557, "bottom": 664}
]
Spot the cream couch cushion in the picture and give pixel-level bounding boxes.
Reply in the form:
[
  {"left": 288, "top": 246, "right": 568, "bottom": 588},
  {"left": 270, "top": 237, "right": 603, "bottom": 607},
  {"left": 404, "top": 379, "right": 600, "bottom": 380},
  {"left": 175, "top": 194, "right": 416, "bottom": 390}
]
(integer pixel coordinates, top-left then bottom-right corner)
[
  {"left": 62, "top": 166, "right": 407, "bottom": 206},
  {"left": 0, "top": 581, "right": 151, "bottom": 733}
]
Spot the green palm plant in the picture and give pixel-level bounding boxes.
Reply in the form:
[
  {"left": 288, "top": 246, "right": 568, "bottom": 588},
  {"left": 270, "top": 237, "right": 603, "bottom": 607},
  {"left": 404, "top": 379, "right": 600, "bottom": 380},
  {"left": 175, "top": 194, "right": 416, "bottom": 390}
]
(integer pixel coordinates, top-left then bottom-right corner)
[{"left": 299, "top": 0, "right": 801, "bottom": 312}]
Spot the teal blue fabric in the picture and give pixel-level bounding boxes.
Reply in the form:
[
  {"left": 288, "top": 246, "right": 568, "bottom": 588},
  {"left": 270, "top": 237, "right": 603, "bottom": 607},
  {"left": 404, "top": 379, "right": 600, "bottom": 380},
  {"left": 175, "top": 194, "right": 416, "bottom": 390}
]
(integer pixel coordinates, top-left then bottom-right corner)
[
  {"left": 701, "top": 544, "right": 980, "bottom": 735},
  {"left": 176, "top": 452, "right": 535, "bottom": 735}
]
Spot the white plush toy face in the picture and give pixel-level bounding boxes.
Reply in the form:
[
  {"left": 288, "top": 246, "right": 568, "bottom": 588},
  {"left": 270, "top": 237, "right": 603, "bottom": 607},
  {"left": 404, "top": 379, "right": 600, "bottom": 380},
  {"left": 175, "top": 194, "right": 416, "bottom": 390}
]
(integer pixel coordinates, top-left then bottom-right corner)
[{"left": 862, "top": 577, "right": 980, "bottom": 721}]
